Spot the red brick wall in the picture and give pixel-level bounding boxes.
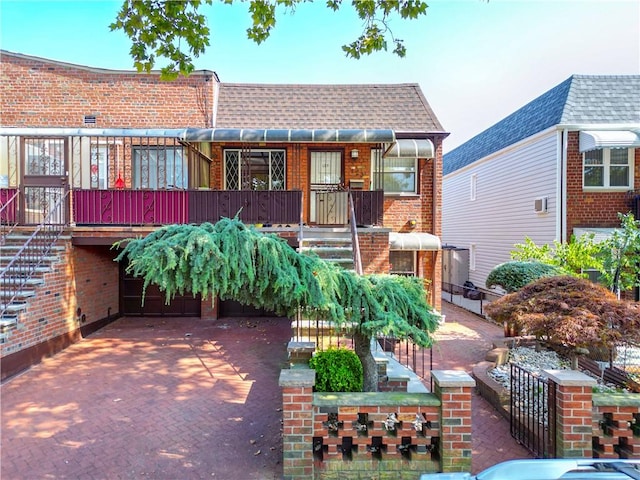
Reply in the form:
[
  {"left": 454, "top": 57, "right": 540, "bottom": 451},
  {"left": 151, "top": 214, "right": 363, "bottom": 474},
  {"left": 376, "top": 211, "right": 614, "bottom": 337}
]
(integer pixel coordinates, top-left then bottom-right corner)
[
  {"left": 360, "top": 231, "right": 390, "bottom": 275},
  {"left": 565, "top": 131, "right": 640, "bottom": 235},
  {"left": 0, "top": 242, "right": 119, "bottom": 359},
  {"left": 1, "top": 52, "right": 213, "bottom": 128}
]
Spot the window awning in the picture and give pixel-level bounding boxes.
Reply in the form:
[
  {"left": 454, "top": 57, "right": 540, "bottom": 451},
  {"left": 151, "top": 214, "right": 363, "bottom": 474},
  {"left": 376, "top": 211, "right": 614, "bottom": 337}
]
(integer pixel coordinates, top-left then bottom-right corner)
[
  {"left": 383, "top": 139, "right": 434, "bottom": 158},
  {"left": 389, "top": 232, "right": 441, "bottom": 251},
  {"left": 579, "top": 130, "right": 640, "bottom": 152}
]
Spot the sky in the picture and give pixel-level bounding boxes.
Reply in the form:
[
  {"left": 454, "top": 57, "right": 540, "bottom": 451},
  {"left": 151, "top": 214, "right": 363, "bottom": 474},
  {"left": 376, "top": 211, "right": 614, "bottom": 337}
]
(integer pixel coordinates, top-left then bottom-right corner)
[{"left": 1, "top": 0, "right": 639, "bottom": 153}]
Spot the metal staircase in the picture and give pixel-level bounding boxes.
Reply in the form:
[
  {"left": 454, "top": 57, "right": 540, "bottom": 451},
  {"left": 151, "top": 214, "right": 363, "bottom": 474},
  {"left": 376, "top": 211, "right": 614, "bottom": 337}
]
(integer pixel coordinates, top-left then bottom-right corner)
[
  {"left": 0, "top": 232, "right": 67, "bottom": 341},
  {"left": 0, "top": 190, "right": 69, "bottom": 343}
]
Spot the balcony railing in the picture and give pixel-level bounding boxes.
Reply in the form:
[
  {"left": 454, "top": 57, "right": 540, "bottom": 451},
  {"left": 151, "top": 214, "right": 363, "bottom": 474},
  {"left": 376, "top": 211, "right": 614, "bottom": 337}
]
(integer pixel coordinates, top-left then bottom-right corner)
[
  {"left": 72, "top": 189, "right": 304, "bottom": 226},
  {"left": 1, "top": 188, "right": 384, "bottom": 228}
]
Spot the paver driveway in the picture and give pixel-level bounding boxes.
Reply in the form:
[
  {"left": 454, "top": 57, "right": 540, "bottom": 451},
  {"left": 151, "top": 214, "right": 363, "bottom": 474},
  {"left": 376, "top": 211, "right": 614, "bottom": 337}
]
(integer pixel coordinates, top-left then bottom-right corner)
[{"left": 1, "top": 315, "right": 291, "bottom": 480}]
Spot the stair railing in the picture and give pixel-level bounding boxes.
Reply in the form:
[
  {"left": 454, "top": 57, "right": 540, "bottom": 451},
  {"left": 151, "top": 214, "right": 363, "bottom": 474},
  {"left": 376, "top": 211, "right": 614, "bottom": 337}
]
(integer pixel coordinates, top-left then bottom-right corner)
[
  {"left": 348, "top": 191, "right": 363, "bottom": 276},
  {"left": 0, "top": 189, "right": 20, "bottom": 244},
  {"left": 0, "top": 190, "right": 69, "bottom": 319}
]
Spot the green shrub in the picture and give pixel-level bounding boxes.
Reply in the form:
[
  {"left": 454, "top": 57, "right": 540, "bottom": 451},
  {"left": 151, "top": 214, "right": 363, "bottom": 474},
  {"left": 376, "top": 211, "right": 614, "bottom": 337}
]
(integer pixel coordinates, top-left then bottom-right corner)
[
  {"left": 309, "top": 347, "right": 363, "bottom": 392},
  {"left": 486, "top": 261, "right": 566, "bottom": 293}
]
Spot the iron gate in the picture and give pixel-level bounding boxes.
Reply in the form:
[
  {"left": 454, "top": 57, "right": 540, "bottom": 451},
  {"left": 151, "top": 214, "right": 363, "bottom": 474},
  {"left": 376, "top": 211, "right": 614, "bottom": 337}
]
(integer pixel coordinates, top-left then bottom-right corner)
[{"left": 510, "top": 363, "right": 557, "bottom": 458}]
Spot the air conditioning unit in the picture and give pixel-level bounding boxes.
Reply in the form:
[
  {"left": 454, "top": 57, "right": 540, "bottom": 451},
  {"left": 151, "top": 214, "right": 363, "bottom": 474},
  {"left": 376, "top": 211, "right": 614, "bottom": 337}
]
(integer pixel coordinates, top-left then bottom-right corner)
[{"left": 534, "top": 196, "right": 548, "bottom": 213}]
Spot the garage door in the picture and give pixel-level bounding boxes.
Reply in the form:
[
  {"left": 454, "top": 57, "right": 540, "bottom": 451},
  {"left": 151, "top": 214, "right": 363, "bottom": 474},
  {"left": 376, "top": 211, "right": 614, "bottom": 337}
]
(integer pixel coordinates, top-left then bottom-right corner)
[
  {"left": 121, "top": 267, "right": 201, "bottom": 317},
  {"left": 218, "top": 299, "right": 280, "bottom": 318}
]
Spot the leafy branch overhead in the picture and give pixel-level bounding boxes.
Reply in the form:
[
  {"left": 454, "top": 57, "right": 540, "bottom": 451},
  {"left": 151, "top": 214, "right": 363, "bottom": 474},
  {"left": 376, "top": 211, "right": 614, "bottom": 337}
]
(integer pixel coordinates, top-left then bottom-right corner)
[
  {"left": 114, "top": 217, "right": 439, "bottom": 345},
  {"left": 110, "top": 0, "right": 429, "bottom": 78}
]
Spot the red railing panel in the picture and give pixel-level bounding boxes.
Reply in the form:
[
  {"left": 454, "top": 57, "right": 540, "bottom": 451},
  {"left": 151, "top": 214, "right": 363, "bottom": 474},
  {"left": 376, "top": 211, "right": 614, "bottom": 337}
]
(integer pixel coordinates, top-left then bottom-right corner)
[
  {"left": 72, "top": 189, "right": 302, "bottom": 226},
  {"left": 73, "top": 190, "right": 188, "bottom": 225},
  {"left": 0, "top": 188, "right": 18, "bottom": 223}
]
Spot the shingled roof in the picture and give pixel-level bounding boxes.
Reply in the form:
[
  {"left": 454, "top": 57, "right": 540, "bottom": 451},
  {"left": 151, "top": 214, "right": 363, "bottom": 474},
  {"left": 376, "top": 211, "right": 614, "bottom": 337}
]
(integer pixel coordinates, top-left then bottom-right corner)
[
  {"left": 443, "top": 75, "right": 640, "bottom": 176},
  {"left": 214, "top": 83, "right": 444, "bottom": 133}
]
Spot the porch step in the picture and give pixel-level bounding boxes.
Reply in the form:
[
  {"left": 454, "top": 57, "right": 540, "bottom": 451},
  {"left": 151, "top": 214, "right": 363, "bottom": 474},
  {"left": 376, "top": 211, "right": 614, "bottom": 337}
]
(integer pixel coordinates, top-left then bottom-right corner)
[
  {"left": 0, "top": 255, "right": 59, "bottom": 264},
  {"left": 0, "top": 244, "right": 65, "bottom": 253},
  {"left": 0, "top": 289, "right": 36, "bottom": 299},
  {"left": 1, "top": 277, "right": 45, "bottom": 287},
  {"left": 1, "top": 265, "right": 52, "bottom": 275},
  {"left": 299, "top": 228, "right": 354, "bottom": 270},
  {"left": 0, "top": 316, "right": 19, "bottom": 329}
]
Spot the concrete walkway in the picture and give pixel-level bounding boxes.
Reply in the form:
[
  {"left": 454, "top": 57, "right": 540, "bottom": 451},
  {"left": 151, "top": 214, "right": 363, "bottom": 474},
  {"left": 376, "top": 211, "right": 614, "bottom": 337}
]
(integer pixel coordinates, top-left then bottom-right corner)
[{"left": 1, "top": 303, "right": 531, "bottom": 479}]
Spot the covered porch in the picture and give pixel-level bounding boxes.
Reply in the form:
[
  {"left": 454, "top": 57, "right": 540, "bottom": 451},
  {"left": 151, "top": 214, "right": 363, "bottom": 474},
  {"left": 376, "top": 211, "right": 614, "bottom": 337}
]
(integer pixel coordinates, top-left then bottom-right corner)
[{"left": 0, "top": 128, "right": 396, "bottom": 229}]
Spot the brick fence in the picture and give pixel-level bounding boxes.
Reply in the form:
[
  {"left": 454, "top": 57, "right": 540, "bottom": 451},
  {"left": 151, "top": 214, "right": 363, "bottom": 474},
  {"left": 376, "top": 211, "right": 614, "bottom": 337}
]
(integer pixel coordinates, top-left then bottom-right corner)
[{"left": 279, "top": 360, "right": 475, "bottom": 480}]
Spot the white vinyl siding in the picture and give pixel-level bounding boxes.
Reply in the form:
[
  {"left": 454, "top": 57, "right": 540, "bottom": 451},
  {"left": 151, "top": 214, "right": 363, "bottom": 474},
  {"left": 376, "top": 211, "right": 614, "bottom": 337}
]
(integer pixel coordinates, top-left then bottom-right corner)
[{"left": 442, "top": 131, "right": 558, "bottom": 289}]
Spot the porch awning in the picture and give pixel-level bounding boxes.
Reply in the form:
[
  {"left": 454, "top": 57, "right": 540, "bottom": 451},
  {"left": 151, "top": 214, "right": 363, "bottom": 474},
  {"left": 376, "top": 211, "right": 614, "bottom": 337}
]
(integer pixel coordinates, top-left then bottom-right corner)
[
  {"left": 389, "top": 232, "right": 441, "bottom": 251},
  {"left": 383, "top": 139, "right": 434, "bottom": 158},
  {"left": 579, "top": 130, "right": 640, "bottom": 152},
  {"left": 0, "top": 127, "right": 396, "bottom": 144}
]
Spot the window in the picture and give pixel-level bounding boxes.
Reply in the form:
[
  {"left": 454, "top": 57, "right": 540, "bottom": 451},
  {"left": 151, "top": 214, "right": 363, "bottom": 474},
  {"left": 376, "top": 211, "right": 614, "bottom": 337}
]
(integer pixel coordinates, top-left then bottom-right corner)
[
  {"left": 390, "top": 251, "right": 416, "bottom": 276},
  {"left": 371, "top": 149, "right": 417, "bottom": 194},
  {"left": 470, "top": 174, "right": 477, "bottom": 201},
  {"left": 583, "top": 148, "right": 633, "bottom": 189},
  {"left": 224, "top": 149, "right": 286, "bottom": 190},
  {"left": 132, "top": 146, "right": 186, "bottom": 189},
  {"left": 90, "top": 144, "right": 109, "bottom": 189}
]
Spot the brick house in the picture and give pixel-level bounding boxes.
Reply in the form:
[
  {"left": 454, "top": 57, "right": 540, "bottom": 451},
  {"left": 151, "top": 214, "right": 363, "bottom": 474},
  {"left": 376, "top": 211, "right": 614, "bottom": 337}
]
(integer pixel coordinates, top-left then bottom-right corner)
[
  {"left": 442, "top": 75, "right": 640, "bottom": 291},
  {"left": 0, "top": 50, "right": 447, "bottom": 380}
]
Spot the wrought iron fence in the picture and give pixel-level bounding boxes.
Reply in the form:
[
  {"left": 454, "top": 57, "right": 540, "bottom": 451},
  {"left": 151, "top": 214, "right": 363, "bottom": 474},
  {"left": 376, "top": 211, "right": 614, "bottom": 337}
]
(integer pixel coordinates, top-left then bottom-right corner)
[
  {"left": 291, "top": 311, "right": 432, "bottom": 387},
  {"left": 510, "top": 363, "right": 557, "bottom": 459}
]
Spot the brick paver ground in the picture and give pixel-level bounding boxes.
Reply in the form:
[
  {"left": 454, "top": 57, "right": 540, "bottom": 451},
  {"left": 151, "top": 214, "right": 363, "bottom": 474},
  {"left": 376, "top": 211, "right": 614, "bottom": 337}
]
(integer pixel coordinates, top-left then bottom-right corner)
[
  {"left": 1, "top": 301, "right": 531, "bottom": 479},
  {"left": 435, "top": 302, "right": 533, "bottom": 473},
  {"left": 1, "top": 316, "right": 290, "bottom": 480}
]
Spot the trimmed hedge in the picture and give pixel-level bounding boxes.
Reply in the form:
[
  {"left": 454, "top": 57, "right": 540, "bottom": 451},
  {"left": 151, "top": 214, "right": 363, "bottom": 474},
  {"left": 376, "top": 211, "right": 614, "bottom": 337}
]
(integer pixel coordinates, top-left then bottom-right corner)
[
  {"left": 309, "top": 347, "right": 363, "bottom": 392},
  {"left": 486, "top": 261, "right": 566, "bottom": 293}
]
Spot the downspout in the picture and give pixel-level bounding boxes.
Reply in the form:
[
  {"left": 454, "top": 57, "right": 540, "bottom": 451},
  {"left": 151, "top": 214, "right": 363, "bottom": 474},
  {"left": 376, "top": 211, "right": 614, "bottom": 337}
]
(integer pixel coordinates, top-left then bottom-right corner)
[
  {"left": 559, "top": 128, "right": 568, "bottom": 243},
  {"left": 432, "top": 140, "right": 440, "bottom": 308}
]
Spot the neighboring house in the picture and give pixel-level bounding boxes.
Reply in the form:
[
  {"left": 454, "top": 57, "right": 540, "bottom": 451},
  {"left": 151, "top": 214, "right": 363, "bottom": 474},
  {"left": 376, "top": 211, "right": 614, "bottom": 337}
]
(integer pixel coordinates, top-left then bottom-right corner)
[
  {"left": 442, "top": 75, "right": 640, "bottom": 292},
  {"left": 0, "top": 50, "right": 447, "bottom": 380}
]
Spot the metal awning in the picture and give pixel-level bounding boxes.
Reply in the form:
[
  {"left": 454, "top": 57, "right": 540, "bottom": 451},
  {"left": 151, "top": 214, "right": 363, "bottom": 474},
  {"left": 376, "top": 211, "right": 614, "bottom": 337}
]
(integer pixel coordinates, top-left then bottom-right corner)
[
  {"left": 389, "top": 232, "right": 441, "bottom": 251},
  {"left": 383, "top": 139, "right": 434, "bottom": 158},
  {"left": 0, "top": 127, "right": 396, "bottom": 143},
  {"left": 579, "top": 130, "right": 640, "bottom": 152}
]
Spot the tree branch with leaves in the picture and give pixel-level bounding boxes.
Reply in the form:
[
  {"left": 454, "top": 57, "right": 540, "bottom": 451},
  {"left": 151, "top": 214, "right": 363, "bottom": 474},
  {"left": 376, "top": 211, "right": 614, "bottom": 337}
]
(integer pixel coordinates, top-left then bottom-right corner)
[
  {"left": 114, "top": 217, "right": 440, "bottom": 391},
  {"left": 111, "top": 0, "right": 429, "bottom": 79}
]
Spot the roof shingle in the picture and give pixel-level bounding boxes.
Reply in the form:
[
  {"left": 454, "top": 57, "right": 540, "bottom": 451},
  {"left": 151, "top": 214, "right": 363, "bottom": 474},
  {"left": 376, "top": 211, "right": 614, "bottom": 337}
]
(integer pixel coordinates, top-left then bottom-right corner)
[
  {"left": 214, "top": 83, "right": 444, "bottom": 133},
  {"left": 443, "top": 75, "right": 640, "bottom": 175}
]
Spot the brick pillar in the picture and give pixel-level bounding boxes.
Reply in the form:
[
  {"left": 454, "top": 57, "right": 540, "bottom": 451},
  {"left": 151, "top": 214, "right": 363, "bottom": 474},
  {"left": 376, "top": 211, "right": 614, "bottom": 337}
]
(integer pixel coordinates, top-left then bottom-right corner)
[
  {"left": 279, "top": 368, "right": 315, "bottom": 480},
  {"left": 431, "top": 370, "right": 475, "bottom": 472},
  {"left": 546, "top": 370, "right": 597, "bottom": 458}
]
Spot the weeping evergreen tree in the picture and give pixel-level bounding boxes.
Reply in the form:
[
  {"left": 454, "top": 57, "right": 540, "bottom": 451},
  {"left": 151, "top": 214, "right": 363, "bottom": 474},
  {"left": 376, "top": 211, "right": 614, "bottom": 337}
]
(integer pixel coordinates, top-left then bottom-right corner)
[{"left": 115, "top": 217, "right": 439, "bottom": 391}]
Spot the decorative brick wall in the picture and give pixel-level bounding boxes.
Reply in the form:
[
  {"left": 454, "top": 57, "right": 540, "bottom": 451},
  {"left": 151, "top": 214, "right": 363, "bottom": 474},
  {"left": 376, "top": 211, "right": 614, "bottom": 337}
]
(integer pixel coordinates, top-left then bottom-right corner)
[
  {"left": 279, "top": 364, "right": 475, "bottom": 480},
  {"left": 592, "top": 393, "right": 640, "bottom": 458},
  {"left": 545, "top": 370, "right": 640, "bottom": 459}
]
